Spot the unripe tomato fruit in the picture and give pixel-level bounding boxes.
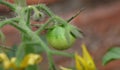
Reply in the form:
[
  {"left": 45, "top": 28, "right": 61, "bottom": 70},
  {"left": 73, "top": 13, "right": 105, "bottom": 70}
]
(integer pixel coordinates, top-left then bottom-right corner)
[{"left": 46, "top": 26, "right": 76, "bottom": 50}]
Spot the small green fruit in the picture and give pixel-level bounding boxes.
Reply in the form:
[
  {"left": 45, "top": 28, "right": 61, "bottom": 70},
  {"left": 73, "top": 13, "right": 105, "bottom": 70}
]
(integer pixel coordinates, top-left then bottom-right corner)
[{"left": 46, "top": 26, "right": 75, "bottom": 50}]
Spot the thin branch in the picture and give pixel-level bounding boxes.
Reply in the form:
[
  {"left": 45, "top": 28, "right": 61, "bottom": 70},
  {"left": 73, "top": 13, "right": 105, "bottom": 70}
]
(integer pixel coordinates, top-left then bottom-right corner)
[
  {"left": 0, "top": 0, "right": 16, "bottom": 11},
  {"left": 26, "top": 8, "right": 31, "bottom": 27},
  {"left": 0, "top": 17, "right": 19, "bottom": 28},
  {"left": 67, "top": 7, "right": 86, "bottom": 22},
  {"left": 37, "top": 4, "right": 55, "bottom": 17},
  {"left": 10, "top": 23, "right": 27, "bottom": 34},
  {"left": 35, "top": 18, "right": 53, "bottom": 35}
]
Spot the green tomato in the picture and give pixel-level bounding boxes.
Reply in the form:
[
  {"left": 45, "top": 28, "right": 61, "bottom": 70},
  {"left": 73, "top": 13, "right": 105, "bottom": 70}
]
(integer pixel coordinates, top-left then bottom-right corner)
[{"left": 46, "top": 26, "right": 76, "bottom": 50}]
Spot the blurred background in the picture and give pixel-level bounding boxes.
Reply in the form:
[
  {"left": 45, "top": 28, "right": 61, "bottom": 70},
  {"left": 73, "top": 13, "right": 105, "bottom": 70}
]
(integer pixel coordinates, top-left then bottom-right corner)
[{"left": 1, "top": 0, "right": 120, "bottom": 70}]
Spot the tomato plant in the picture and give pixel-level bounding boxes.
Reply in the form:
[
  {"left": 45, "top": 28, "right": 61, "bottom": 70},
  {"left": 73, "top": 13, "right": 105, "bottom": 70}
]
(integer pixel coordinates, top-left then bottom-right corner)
[{"left": 0, "top": 0, "right": 87, "bottom": 70}]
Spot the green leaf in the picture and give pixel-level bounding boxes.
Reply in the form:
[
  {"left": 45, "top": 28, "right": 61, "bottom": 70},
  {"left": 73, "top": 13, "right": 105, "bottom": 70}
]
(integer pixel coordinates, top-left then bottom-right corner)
[{"left": 102, "top": 47, "right": 120, "bottom": 65}]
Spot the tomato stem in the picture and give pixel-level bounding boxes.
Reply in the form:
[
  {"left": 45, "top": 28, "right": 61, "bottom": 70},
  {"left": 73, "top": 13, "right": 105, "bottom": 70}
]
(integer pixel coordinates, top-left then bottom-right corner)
[
  {"left": 53, "top": 16, "right": 68, "bottom": 26},
  {"left": 26, "top": 7, "right": 31, "bottom": 27},
  {"left": 47, "top": 51, "right": 56, "bottom": 70},
  {"left": 37, "top": 4, "right": 55, "bottom": 17},
  {"left": 51, "top": 50, "right": 74, "bottom": 58},
  {"left": 35, "top": 18, "right": 53, "bottom": 35},
  {"left": 0, "top": 17, "right": 19, "bottom": 28},
  {"left": 0, "top": 0, "right": 16, "bottom": 11}
]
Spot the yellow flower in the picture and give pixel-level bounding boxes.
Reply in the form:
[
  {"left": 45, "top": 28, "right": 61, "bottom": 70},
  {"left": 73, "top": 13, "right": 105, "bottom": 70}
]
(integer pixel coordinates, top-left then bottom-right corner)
[
  {"left": 82, "top": 44, "right": 96, "bottom": 70},
  {"left": 20, "top": 53, "right": 42, "bottom": 68},
  {"left": 0, "top": 53, "right": 10, "bottom": 69},
  {"left": 75, "top": 53, "right": 88, "bottom": 70},
  {"left": 75, "top": 44, "right": 96, "bottom": 70},
  {"left": 0, "top": 53, "right": 42, "bottom": 70},
  {"left": 60, "top": 44, "right": 96, "bottom": 70}
]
